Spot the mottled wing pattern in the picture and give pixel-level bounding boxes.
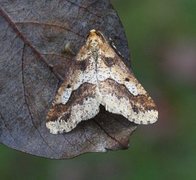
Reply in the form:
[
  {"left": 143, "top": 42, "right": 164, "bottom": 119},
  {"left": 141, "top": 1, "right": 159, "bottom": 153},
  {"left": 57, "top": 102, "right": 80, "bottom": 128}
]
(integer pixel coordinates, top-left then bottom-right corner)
[
  {"left": 99, "top": 79, "right": 158, "bottom": 125},
  {"left": 97, "top": 43, "right": 158, "bottom": 124},
  {"left": 46, "top": 82, "right": 99, "bottom": 134},
  {"left": 46, "top": 29, "right": 158, "bottom": 134}
]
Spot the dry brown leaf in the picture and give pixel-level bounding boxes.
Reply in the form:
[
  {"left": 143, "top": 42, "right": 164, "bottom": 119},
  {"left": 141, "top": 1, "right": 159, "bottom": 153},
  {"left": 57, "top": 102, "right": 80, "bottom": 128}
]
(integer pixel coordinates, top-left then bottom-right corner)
[{"left": 0, "top": 0, "right": 136, "bottom": 159}]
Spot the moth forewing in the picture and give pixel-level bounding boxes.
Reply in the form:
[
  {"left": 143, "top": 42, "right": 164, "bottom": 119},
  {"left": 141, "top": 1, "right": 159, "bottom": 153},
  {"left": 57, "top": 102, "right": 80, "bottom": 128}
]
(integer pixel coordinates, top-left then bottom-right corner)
[{"left": 46, "top": 29, "right": 158, "bottom": 134}]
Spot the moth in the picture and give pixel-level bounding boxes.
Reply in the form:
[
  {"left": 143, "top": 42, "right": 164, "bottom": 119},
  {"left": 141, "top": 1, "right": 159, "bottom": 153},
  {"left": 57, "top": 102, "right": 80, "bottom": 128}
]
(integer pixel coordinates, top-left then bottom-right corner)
[{"left": 46, "top": 29, "right": 158, "bottom": 134}]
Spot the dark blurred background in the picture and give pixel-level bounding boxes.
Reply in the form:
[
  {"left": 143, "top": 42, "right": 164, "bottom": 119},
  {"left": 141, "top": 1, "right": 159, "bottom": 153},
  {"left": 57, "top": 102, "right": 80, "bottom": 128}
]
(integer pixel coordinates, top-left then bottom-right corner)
[{"left": 1, "top": 0, "right": 196, "bottom": 179}]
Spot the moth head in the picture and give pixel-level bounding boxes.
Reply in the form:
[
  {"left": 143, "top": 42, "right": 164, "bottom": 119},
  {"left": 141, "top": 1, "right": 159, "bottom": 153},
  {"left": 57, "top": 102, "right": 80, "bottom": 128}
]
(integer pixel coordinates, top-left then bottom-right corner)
[{"left": 86, "top": 29, "right": 106, "bottom": 50}]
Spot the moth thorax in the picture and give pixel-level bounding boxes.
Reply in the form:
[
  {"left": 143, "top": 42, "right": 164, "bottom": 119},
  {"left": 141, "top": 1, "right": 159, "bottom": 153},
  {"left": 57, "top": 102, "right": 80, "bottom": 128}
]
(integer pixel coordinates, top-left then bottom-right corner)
[
  {"left": 88, "top": 40, "right": 99, "bottom": 49},
  {"left": 87, "top": 35, "right": 103, "bottom": 51}
]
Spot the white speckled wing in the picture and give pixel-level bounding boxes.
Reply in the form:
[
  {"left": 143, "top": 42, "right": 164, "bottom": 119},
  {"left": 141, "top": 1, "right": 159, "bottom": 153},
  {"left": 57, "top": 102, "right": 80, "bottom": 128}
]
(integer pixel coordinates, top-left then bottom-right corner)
[
  {"left": 46, "top": 96, "right": 100, "bottom": 134},
  {"left": 46, "top": 84, "right": 100, "bottom": 134},
  {"left": 98, "top": 79, "right": 158, "bottom": 125}
]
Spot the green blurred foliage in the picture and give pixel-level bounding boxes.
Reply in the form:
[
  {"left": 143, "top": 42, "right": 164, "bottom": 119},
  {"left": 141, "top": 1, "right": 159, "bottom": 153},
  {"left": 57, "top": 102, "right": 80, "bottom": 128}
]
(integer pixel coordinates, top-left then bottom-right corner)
[{"left": 1, "top": 0, "right": 196, "bottom": 179}]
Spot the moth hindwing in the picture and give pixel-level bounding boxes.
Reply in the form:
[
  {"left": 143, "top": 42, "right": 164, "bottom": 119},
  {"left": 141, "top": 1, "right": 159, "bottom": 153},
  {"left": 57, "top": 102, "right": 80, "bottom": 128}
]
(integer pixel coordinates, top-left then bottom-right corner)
[{"left": 46, "top": 29, "right": 158, "bottom": 134}]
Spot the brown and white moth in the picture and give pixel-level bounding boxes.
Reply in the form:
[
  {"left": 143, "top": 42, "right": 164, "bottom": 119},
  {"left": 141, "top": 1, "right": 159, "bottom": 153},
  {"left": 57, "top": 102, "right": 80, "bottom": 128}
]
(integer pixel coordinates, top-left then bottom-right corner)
[{"left": 46, "top": 29, "right": 158, "bottom": 134}]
